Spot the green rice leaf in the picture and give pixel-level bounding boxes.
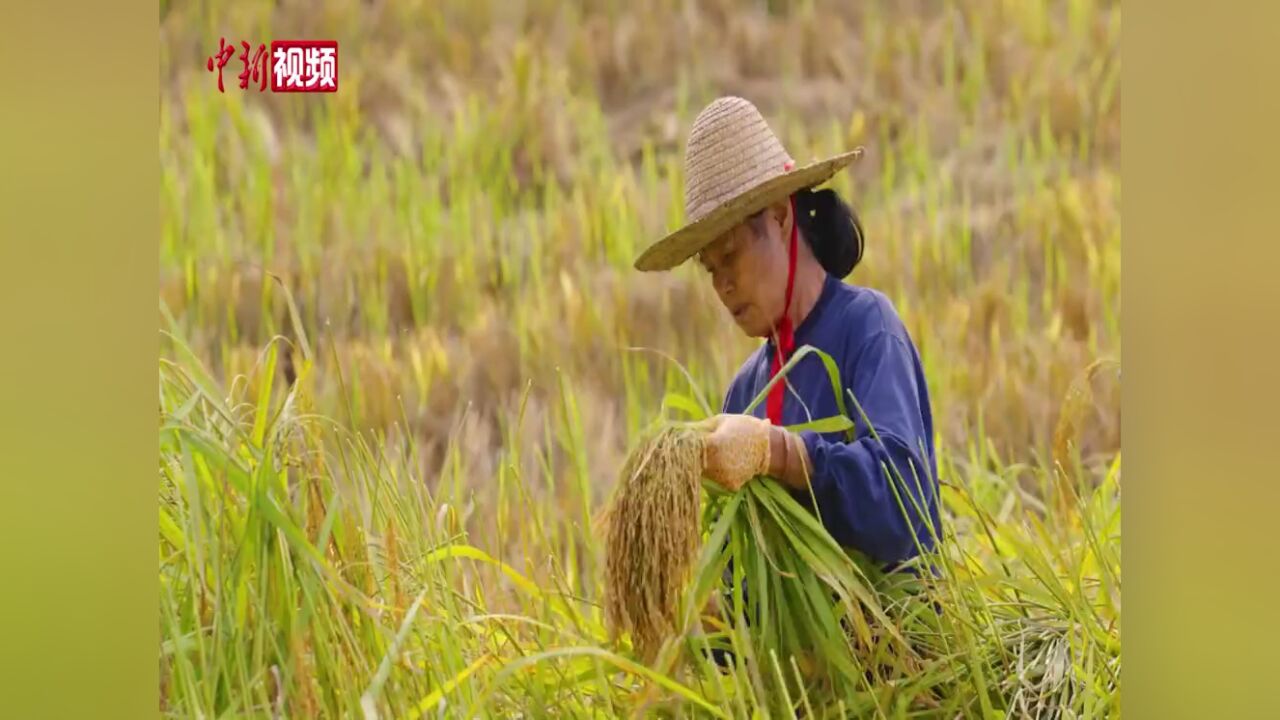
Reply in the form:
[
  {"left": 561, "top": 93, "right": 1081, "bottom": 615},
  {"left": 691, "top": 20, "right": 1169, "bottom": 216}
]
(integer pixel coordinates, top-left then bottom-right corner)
[
  {"left": 473, "top": 646, "right": 729, "bottom": 719},
  {"left": 783, "top": 414, "right": 854, "bottom": 435}
]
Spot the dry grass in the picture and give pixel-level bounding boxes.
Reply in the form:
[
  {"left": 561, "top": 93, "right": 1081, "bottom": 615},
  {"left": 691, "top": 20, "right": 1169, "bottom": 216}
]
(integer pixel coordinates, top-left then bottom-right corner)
[
  {"left": 602, "top": 424, "right": 705, "bottom": 662},
  {"left": 160, "top": 0, "right": 1121, "bottom": 484}
]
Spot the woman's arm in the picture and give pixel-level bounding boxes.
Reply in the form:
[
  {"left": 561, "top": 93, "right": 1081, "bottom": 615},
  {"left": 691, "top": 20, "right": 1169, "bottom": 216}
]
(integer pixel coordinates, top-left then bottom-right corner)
[{"left": 770, "top": 332, "right": 939, "bottom": 566}]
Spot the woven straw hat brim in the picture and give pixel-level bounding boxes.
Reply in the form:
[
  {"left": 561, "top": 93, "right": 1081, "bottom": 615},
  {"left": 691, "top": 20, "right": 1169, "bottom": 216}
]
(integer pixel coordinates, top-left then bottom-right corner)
[{"left": 634, "top": 148, "right": 862, "bottom": 272}]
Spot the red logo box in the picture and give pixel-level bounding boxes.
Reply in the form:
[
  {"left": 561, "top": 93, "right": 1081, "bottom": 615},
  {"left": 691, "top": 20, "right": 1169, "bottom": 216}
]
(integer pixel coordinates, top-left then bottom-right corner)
[{"left": 269, "top": 40, "right": 339, "bottom": 93}]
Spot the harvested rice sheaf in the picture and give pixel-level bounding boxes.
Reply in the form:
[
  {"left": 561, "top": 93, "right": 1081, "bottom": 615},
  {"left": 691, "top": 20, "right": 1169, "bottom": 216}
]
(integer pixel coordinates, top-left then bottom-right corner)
[{"left": 602, "top": 424, "right": 705, "bottom": 662}]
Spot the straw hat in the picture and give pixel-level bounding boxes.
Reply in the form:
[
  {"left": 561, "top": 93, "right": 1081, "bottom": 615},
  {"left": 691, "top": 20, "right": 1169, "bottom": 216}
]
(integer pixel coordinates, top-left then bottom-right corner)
[{"left": 634, "top": 96, "right": 862, "bottom": 272}]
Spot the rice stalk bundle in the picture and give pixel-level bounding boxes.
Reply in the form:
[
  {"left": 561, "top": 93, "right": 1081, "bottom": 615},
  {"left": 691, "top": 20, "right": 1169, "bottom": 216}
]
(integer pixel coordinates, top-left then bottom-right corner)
[
  {"left": 687, "top": 477, "right": 913, "bottom": 710},
  {"left": 604, "top": 346, "right": 924, "bottom": 712},
  {"left": 602, "top": 424, "right": 705, "bottom": 662}
]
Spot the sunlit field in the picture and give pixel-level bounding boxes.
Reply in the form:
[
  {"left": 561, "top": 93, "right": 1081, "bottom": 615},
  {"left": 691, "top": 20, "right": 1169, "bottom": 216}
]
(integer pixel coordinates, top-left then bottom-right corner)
[{"left": 159, "top": 1, "right": 1120, "bottom": 716}]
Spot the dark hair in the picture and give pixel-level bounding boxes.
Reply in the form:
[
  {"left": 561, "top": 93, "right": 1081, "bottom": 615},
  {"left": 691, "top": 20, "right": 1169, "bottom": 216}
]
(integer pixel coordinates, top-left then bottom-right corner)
[
  {"left": 745, "top": 190, "right": 865, "bottom": 277},
  {"left": 792, "top": 187, "right": 864, "bottom": 278}
]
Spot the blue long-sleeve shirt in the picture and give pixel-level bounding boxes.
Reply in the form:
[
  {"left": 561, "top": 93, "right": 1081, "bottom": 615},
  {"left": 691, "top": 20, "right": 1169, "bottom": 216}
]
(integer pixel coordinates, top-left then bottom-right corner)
[{"left": 721, "top": 273, "right": 941, "bottom": 567}]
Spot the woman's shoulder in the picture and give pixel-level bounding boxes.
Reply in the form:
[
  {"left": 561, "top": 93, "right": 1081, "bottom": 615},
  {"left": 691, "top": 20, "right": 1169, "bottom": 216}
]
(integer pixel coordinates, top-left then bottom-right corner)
[
  {"left": 722, "top": 343, "right": 770, "bottom": 413},
  {"left": 827, "top": 280, "right": 906, "bottom": 338},
  {"left": 729, "top": 342, "right": 770, "bottom": 388}
]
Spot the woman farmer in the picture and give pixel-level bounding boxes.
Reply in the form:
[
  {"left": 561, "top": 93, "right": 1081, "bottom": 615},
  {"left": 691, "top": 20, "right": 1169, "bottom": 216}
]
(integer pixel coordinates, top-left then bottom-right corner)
[{"left": 634, "top": 96, "right": 941, "bottom": 569}]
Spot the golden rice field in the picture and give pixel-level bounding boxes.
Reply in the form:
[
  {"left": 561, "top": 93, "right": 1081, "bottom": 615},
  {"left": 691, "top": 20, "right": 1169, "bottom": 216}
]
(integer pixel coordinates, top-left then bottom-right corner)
[{"left": 159, "top": 0, "right": 1120, "bottom": 716}]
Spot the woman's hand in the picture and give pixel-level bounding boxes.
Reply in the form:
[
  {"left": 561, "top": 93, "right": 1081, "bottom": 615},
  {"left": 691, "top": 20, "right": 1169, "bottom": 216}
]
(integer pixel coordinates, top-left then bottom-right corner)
[
  {"left": 698, "top": 414, "right": 772, "bottom": 492},
  {"left": 698, "top": 413, "right": 814, "bottom": 492}
]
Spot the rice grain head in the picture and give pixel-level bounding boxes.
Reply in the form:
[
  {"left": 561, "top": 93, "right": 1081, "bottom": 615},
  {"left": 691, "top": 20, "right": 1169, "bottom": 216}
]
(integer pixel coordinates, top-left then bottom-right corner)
[{"left": 603, "top": 424, "right": 705, "bottom": 662}]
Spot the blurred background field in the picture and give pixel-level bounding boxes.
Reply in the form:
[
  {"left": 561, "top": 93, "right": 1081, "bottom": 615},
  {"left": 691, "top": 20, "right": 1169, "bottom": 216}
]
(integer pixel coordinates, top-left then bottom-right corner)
[{"left": 159, "top": 0, "right": 1120, "bottom": 716}]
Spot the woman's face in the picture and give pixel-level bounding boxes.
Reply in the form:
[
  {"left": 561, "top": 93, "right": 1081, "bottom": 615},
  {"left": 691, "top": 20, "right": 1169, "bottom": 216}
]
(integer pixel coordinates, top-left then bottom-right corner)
[{"left": 698, "top": 202, "right": 791, "bottom": 338}]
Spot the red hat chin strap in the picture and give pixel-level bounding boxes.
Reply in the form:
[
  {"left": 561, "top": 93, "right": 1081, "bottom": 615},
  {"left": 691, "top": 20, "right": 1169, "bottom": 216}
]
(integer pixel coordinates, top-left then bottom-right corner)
[{"left": 766, "top": 193, "right": 799, "bottom": 425}]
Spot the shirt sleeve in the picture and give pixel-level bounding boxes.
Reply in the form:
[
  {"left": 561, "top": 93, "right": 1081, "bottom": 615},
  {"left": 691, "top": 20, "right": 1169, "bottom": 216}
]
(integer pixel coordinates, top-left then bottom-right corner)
[
  {"left": 720, "top": 353, "right": 759, "bottom": 415},
  {"left": 721, "top": 371, "right": 742, "bottom": 412},
  {"left": 797, "top": 331, "right": 939, "bottom": 565},
  {"left": 721, "top": 379, "right": 738, "bottom": 414}
]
